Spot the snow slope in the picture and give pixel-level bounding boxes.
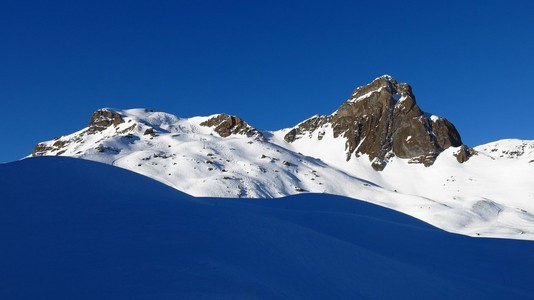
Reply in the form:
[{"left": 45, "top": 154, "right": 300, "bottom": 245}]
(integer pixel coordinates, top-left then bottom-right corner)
[
  {"left": 1, "top": 156, "right": 534, "bottom": 299},
  {"left": 30, "top": 108, "right": 534, "bottom": 240}
]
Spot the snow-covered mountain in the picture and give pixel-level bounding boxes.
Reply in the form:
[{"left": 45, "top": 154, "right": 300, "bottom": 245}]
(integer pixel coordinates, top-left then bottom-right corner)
[
  {"left": 31, "top": 75, "right": 534, "bottom": 240},
  {"left": 2, "top": 156, "right": 534, "bottom": 299}
]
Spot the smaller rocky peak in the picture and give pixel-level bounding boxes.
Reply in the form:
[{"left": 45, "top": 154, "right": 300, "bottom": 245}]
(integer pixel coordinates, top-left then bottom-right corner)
[
  {"left": 88, "top": 109, "right": 125, "bottom": 134},
  {"left": 284, "top": 115, "right": 331, "bottom": 143},
  {"left": 200, "top": 114, "right": 263, "bottom": 139},
  {"left": 454, "top": 145, "right": 477, "bottom": 163}
]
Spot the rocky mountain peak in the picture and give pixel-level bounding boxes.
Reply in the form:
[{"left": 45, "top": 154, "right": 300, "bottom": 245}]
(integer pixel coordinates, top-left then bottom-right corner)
[
  {"left": 285, "top": 75, "right": 470, "bottom": 170},
  {"left": 200, "top": 114, "right": 263, "bottom": 139},
  {"left": 88, "top": 108, "right": 125, "bottom": 133},
  {"left": 346, "top": 75, "right": 416, "bottom": 112},
  {"left": 31, "top": 77, "right": 473, "bottom": 172}
]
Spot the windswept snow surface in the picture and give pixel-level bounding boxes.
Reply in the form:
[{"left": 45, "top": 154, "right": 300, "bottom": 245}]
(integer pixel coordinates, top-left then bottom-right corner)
[
  {"left": 1, "top": 157, "right": 534, "bottom": 299},
  {"left": 275, "top": 131, "right": 534, "bottom": 240},
  {"left": 31, "top": 108, "right": 534, "bottom": 240}
]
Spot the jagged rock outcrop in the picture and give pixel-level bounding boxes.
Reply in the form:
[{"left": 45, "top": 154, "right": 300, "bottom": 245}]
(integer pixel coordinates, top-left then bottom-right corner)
[
  {"left": 32, "top": 108, "right": 132, "bottom": 156},
  {"left": 31, "top": 77, "right": 474, "bottom": 171},
  {"left": 88, "top": 109, "right": 125, "bottom": 133},
  {"left": 284, "top": 115, "right": 331, "bottom": 143},
  {"left": 454, "top": 145, "right": 477, "bottom": 163},
  {"left": 200, "top": 114, "right": 263, "bottom": 139},
  {"left": 285, "top": 75, "right": 471, "bottom": 170},
  {"left": 143, "top": 128, "right": 156, "bottom": 136},
  {"left": 32, "top": 139, "right": 69, "bottom": 156}
]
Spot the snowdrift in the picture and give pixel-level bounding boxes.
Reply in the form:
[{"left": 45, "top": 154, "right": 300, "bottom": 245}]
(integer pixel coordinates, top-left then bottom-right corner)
[{"left": 1, "top": 157, "right": 533, "bottom": 299}]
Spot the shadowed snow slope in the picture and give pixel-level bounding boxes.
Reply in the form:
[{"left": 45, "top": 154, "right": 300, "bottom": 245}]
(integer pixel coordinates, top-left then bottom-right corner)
[
  {"left": 30, "top": 107, "right": 534, "bottom": 240},
  {"left": 1, "top": 157, "right": 533, "bottom": 299}
]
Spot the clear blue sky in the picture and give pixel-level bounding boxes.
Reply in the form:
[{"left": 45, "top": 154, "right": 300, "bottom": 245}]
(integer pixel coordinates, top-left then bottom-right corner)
[{"left": 1, "top": 0, "right": 533, "bottom": 163}]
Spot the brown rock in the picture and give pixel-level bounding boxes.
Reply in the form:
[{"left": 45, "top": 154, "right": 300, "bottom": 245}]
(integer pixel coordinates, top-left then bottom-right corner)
[
  {"left": 285, "top": 75, "right": 467, "bottom": 169},
  {"left": 32, "top": 139, "right": 70, "bottom": 156},
  {"left": 200, "top": 114, "right": 263, "bottom": 139},
  {"left": 144, "top": 128, "right": 155, "bottom": 136},
  {"left": 454, "top": 145, "right": 476, "bottom": 163},
  {"left": 32, "top": 143, "right": 54, "bottom": 156},
  {"left": 283, "top": 115, "right": 331, "bottom": 143},
  {"left": 431, "top": 117, "right": 463, "bottom": 150},
  {"left": 88, "top": 109, "right": 124, "bottom": 134}
]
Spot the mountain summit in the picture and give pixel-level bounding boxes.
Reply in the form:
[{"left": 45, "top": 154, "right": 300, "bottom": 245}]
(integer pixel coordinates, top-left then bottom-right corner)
[
  {"left": 284, "top": 75, "right": 469, "bottom": 170},
  {"left": 29, "top": 76, "right": 534, "bottom": 240},
  {"left": 34, "top": 75, "right": 472, "bottom": 171}
]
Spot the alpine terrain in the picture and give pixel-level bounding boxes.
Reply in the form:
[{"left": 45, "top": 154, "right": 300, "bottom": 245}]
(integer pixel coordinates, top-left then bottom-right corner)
[
  {"left": 2, "top": 156, "right": 534, "bottom": 299},
  {"left": 31, "top": 75, "right": 534, "bottom": 240}
]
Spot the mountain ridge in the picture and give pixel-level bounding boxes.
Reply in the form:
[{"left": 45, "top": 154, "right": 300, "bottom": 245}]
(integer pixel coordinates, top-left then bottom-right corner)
[
  {"left": 29, "top": 76, "right": 534, "bottom": 240},
  {"left": 283, "top": 75, "right": 468, "bottom": 170}
]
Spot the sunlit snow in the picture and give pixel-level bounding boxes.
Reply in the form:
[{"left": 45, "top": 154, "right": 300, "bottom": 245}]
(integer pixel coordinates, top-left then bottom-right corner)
[{"left": 31, "top": 108, "right": 534, "bottom": 240}]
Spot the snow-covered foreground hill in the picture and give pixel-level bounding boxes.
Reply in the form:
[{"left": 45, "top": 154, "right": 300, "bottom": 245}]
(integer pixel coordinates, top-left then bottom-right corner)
[
  {"left": 31, "top": 108, "right": 534, "bottom": 240},
  {"left": 1, "top": 157, "right": 534, "bottom": 299}
]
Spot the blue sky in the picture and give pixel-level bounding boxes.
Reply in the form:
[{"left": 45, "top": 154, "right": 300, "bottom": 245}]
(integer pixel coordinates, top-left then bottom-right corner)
[{"left": 1, "top": 0, "right": 533, "bottom": 162}]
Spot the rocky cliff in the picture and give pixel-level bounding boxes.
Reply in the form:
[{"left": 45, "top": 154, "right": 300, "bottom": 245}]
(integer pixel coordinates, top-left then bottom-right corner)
[
  {"left": 200, "top": 114, "right": 263, "bottom": 140},
  {"left": 32, "top": 76, "right": 473, "bottom": 171},
  {"left": 284, "top": 75, "right": 470, "bottom": 170}
]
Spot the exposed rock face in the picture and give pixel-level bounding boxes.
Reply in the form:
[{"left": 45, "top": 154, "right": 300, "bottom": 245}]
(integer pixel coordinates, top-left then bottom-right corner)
[
  {"left": 32, "top": 140, "right": 68, "bottom": 156},
  {"left": 285, "top": 75, "right": 470, "bottom": 170},
  {"left": 88, "top": 109, "right": 124, "bottom": 133},
  {"left": 454, "top": 145, "right": 477, "bottom": 163},
  {"left": 200, "top": 114, "right": 263, "bottom": 139},
  {"left": 284, "top": 115, "right": 331, "bottom": 143},
  {"left": 143, "top": 128, "right": 156, "bottom": 136},
  {"left": 31, "top": 77, "right": 473, "bottom": 171},
  {"left": 32, "top": 108, "right": 132, "bottom": 157},
  {"left": 432, "top": 118, "right": 462, "bottom": 150}
]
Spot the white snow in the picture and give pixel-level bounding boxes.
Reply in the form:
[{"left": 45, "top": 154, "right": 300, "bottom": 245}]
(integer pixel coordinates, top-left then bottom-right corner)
[
  {"left": 30, "top": 108, "right": 534, "bottom": 240},
  {"left": 350, "top": 87, "right": 385, "bottom": 102},
  {"left": 475, "top": 139, "right": 534, "bottom": 159},
  {"left": 1, "top": 156, "right": 533, "bottom": 299},
  {"left": 375, "top": 74, "right": 395, "bottom": 81},
  {"left": 430, "top": 115, "right": 441, "bottom": 122}
]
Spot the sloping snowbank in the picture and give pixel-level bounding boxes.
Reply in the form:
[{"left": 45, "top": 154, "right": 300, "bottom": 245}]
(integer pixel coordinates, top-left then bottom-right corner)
[{"left": 1, "top": 157, "right": 533, "bottom": 299}]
